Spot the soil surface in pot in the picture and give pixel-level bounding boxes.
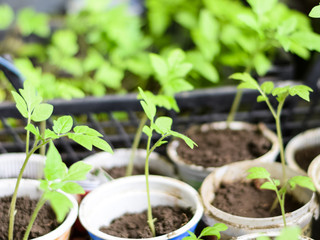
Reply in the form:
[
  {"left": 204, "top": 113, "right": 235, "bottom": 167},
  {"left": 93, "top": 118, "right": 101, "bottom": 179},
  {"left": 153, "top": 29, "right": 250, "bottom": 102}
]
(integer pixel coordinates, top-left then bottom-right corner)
[
  {"left": 295, "top": 145, "right": 320, "bottom": 172},
  {"left": 177, "top": 128, "right": 271, "bottom": 167},
  {"left": 100, "top": 205, "right": 193, "bottom": 238},
  {"left": 104, "top": 166, "right": 159, "bottom": 179},
  {"left": 212, "top": 180, "right": 303, "bottom": 218},
  {"left": 0, "top": 196, "right": 60, "bottom": 240}
]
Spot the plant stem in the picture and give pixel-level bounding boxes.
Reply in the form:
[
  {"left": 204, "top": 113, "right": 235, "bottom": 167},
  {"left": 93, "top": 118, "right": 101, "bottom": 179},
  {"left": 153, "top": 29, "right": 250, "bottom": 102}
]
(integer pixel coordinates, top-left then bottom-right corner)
[
  {"left": 40, "top": 121, "right": 46, "bottom": 156},
  {"left": 269, "top": 177, "right": 287, "bottom": 227},
  {"left": 22, "top": 194, "right": 47, "bottom": 240},
  {"left": 145, "top": 134, "right": 167, "bottom": 237},
  {"left": 126, "top": 114, "right": 148, "bottom": 176},
  {"left": 276, "top": 99, "right": 286, "bottom": 182},
  {"left": 8, "top": 140, "right": 49, "bottom": 240},
  {"left": 226, "top": 88, "right": 243, "bottom": 128}
]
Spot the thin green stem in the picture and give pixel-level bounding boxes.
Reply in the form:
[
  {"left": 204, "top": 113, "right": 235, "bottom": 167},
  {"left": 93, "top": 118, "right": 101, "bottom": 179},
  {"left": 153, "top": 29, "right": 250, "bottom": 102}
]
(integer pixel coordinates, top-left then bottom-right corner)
[
  {"left": 40, "top": 121, "right": 46, "bottom": 156},
  {"left": 145, "top": 134, "right": 167, "bottom": 237},
  {"left": 8, "top": 140, "right": 49, "bottom": 240},
  {"left": 268, "top": 178, "right": 287, "bottom": 227},
  {"left": 276, "top": 99, "right": 286, "bottom": 182},
  {"left": 126, "top": 114, "right": 148, "bottom": 176},
  {"left": 226, "top": 88, "right": 243, "bottom": 127},
  {"left": 22, "top": 194, "right": 47, "bottom": 240},
  {"left": 25, "top": 118, "right": 31, "bottom": 154}
]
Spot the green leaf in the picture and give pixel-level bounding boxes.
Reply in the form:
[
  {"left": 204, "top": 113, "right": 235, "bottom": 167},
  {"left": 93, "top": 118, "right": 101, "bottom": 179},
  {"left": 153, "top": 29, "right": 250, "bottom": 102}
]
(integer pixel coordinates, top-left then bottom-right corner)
[
  {"left": 0, "top": 4, "right": 14, "bottom": 30},
  {"left": 289, "top": 176, "right": 316, "bottom": 191},
  {"left": 260, "top": 182, "right": 278, "bottom": 191},
  {"left": 44, "top": 129, "right": 59, "bottom": 140},
  {"left": 257, "top": 95, "right": 267, "bottom": 102},
  {"left": 201, "top": 223, "right": 228, "bottom": 239},
  {"left": 247, "top": 167, "right": 270, "bottom": 179},
  {"left": 44, "top": 191, "right": 72, "bottom": 223},
  {"left": 247, "top": 0, "right": 277, "bottom": 16},
  {"left": 11, "top": 91, "right": 28, "bottom": 118},
  {"left": 142, "top": 125, "right": 152, "bottom": 137},
  {"left": 91, "top": 137, "right": 113, "bottom": 153},
  {"left": 73, "top": 126, "right": 102, "bottom": 137},
  {"left": 138, "top": 87, "right": 156, "bottom": 120},
  {"left": 253, "top": 53, "right": 271, "bottom": 76},
  {"left": 183, "top": 231, "right": 197, "bottom": 240},
  {"left": 154, "top": 116, "right": 172, "bottom": 135},
  {"left": 67, "top": 133, "right": 92, "bottom": 150},
  {"left": 61, "top": 182, "right": 85, "bottom": 194},
  {"left": 309, "top": 5, "right": 320, "bottom": 18},
  {"left": 53, "top": 116, "right": 73, "bottom": 134},
  {"left": 261, "top": 81, "right": 274, "bottom": 94},
  {"left": 150, "top": 53, "right": 168, "bottom": 77},
  {"left": 170, "top": 131, "right": 197, "bottom": 149},
  {"left": 167, "top": 49, "right": 185, "bottom": 68},
  {"left": 25, "top": 124, "right": 40, "bottom": 138},
  {"left": 64, "top": 161, "right": 92, "bottom": 181},
  {"left": 277, "top": 226, "right": 301, "bottom": 240},
  {"left": 44, "top": 142, "right": 67, "bottom": 181},
  {"left": 31, "top": 103, "right": 53, "bottom": 122},
  {"left": 230, "top": 72, "right": 259, "bottom": 90},
  {"left": 288, "top": 85, "right": 313, "bottom": 102}
]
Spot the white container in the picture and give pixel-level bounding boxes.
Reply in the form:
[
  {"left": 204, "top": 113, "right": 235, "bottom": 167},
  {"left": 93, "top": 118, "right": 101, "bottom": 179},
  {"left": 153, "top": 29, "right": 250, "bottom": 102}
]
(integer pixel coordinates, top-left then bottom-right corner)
[
  {"left": 0, "top": 153, "right": 45, "bottom": 179},
  {"left": 200, "top": 161, "right": 319, "bottom": 240},
  {"left": 167, "top": 121, "right": 279, "bottom": 189},
  {"left": 285, "top": 128, "right": 320, "bottom": 174},
  {"left": 0, "top": 179, "right": 78, "bottom": 240},
  {"left": 232, "top": 231, "right": 313, "bottom": 239},
  {"left": 79, "top": 148, "right": 177, "bottom": 191},
  {"left": 79, "top": 175, "right": 204, "bottom": 240},
  {"left": 308, "top": 155, "right": 320, "bottom": 194}
]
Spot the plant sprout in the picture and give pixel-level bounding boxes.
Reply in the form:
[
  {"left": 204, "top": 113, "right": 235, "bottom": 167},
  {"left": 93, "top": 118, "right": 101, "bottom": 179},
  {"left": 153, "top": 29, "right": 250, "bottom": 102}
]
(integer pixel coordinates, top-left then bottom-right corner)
[
  {"left": 230, "top": 72, "right": 313, "bottom": 181},
  {"left": 309, "top": 3, "right": 320, "bottom": 18},
  {"left": 183, "top": 223, "right": 228, "bottom": 240},
  {"left": 9, "top": 81, "right": 113, "bottom": 240},
  {"left": 138, "top": 87, "right": 196, "bottom": 236},
  {"left": 126, "top": 48, "right": 193, "bottom": 176},
  {"left": 247, "top": 167, "right": 315, "bottom": 227}
]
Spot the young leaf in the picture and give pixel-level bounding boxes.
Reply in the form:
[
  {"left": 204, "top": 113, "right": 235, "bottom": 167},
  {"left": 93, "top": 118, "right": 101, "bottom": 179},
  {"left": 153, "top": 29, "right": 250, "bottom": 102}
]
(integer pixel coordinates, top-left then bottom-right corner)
[
  {"left": 309, "top": 4, "right": 320, "bottom": 18},
  {"left": 229, "top": 72, "right": 259, "bottom": 90},
  {"left": 138, "top": 87, "right": 156, "bottom": 120},
  {"left": 200, "top": 223, "right": 228, "bottom": 238},
  {"left": 167, "top": 49, "right": 185, "bottom": 68},
  {"left": 67, "top": 133, "right": 93, "bottom": 150},
  {"left": 25, "top": 124, "right": 41, "bottom": 139},
  {"left": 44, "top": 142, "right": 67, "bottom": 181},
  {"left": 149, "top": 53, "right": 168, "bottom": 77},
  {"left": 53, "top": 116, "right": 73, "bottom": 134},
  {"left": 143, "top": 125, "right": 152, "bottom": 137},
  {"left": 91, "top": 137, "right": 113, "bottom": 153},
  {"left": 289, "top": 176, "right": 316, "bottom": 192},
  {"left": 44, "top": 129, "right": 59, "bottom": 140},
  {"left": 73, "top": 126, "right": 102, "bottom": 137},
  {"left": 31, "top": 103, "right": 53, "bottom": 122},
  {"left": 183, "top": 231, "right": 197, "bottom": 240},
  {"left": 44, "top": 191, "right": 73, "bottom": 223},
  {"left": 0, "top": 4, "right": 14, "bottom": 30},
  {"left": 260, "top": 181, "right": 278, "bottom": 191},
  {"left": 64, "top": 161, "right": 92, "bottom": 181},
  {"left": 288, "top": 85, "right": 313, "bottom": 102},
  {"left": 261, "top": 81, "right": 274, "bottom": 94},
  {"left": 61, "top": 182, "right": 85, "bottom": 194},
  {"left": 11, "top": 91, "right": 28, "bottom": 118},
  {"left": 170, "top": 131, "right": 197, "bottom": 149},
  {"left": 277, "top": 226, "right": 301, "bottom": 240},
  {"left": 247, "top": 167, "right": 270, "bottom": 179},
  {"left": 154, "top": 116, "right": 173, "bottom": 135}
]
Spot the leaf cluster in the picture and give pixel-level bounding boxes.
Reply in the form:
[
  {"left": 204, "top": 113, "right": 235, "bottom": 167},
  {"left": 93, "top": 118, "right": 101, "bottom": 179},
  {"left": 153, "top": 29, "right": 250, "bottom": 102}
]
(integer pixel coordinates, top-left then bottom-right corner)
[{"left": 183, "top": 223, "right": 228, "bottom": 240}]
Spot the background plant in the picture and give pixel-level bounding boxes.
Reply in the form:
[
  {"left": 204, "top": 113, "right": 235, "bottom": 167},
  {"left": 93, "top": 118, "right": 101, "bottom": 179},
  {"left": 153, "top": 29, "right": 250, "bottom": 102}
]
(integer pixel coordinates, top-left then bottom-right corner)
[
  {"left": 138, "top": 87, "right": 196, "bottom": 236},
  {"left": 183, "top": 223, "right": 228, "bottom": 240},
  {"left": 9, "top": 81, "right": 113, "bottom": 240}
]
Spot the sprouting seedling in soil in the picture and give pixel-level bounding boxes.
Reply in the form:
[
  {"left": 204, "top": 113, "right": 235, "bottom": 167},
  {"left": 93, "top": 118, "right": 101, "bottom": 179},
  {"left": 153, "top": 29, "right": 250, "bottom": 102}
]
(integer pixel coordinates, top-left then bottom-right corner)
[
  {"left": 247, "top": 167, "right": 315, "bottom": 227},
  {"left": 138, "top": 87, "right": 197, "bottom": 237},
  {"left": 9, "top": 81, "right": 113, "bottom": 240},
  {"left": 256, "top": 226, "right": 301, "bottom": 240},
  {"left": 183, "top": 223, "right": 228, "bottom": 240},
  {"left": 229, "top": 72, "right": 313, "bottom": 182},
  {"left": 126, "top": 48, "right": 193, "bottom": 176}
]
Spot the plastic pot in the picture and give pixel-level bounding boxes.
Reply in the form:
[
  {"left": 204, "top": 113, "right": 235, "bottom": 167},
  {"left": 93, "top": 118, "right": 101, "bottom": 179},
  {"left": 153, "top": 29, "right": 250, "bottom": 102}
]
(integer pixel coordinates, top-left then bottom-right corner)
[
  {"left": 285, "top": 127, "right": 320, "bottom": 174},
  {"left": 308, "top": 155, "right": 320, "bottom": 194},
  {"left": 167, "top": 121, "right": 279, "bottom": 189},
  {"left": 0, "top": 153, "right": 45, "bottom": 179},
  {"left": 199, "top": 161, "right": 319, "bottom": 240},
  {"left": 0, "top": 178, "right": 78, "bottom": 240},
  {"left": 78, "top": 148, "right": 177, "bottom": 191},
  {"left": 232, "top": 231, "right": 313, "bottom": 239},
  {"left": 79, "top": 175, "right": 204, "bottom": 240}
]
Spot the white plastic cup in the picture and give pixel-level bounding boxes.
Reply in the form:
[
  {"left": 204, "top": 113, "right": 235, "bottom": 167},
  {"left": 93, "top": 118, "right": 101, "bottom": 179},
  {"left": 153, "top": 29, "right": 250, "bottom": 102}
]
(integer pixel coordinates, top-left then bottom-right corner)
[
  {"left": 79, "top": 175, "right": 204, "bottom": 240},
  {"left": 200, "top": 161, "right": 319, "bottom": 240},
  {"left": 308, "top": 155, "right": 320, "bottom": 194},
  {"left": 0, "top": 179, "right": 78, "bottom": 240}
]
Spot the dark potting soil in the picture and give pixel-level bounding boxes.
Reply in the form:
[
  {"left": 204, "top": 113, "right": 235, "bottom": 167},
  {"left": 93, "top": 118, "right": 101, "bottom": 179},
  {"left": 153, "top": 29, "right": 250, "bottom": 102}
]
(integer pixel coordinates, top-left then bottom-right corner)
[
  {"left": 177, "top": 128, "right": 271, "bottom": 167},
  {"left": 294, "top": 145, "right": 320, "bottom": 172},
  {"left": 212, "top": 180, "right": 303, "bottom": 218},
  {"left": 100, "top": 205, "right": 193, "bottom": 238},
  {"left": 0, "top": 196, "right": 60, "bottom": 240},
  {"left": 105, "top": 166, "right": 159, "bottom": 179}
]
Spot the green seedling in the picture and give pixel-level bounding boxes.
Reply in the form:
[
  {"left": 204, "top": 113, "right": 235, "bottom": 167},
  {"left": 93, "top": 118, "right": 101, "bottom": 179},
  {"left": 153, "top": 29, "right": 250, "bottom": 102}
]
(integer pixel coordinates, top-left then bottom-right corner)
[
  {"left": 230, "top": 72, "right": 312, "bottom": 181},
  {"left": 183, "top": 223, "right": 228, "bottom": 240},
  {"left": 9, "top": 81, "right": 113, "bottom": 240},
  {"left": 126, "top": 48, "right": 193, "bottom": 176},
  {"left": 247, "top": 167, "right": 315, "bottom": 227},
  {"left": 138, "top": 87, "right": 196, "bottom": 236}
]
